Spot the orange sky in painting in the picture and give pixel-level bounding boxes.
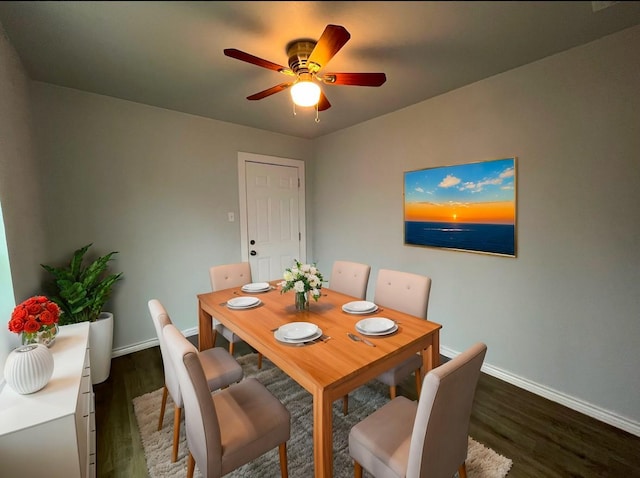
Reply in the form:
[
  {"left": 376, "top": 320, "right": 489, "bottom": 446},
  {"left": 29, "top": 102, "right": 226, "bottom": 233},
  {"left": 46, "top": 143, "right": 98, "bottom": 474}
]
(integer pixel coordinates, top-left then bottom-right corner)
[{"left": 405, "top": 201, "right": 515, "bottom": 224}]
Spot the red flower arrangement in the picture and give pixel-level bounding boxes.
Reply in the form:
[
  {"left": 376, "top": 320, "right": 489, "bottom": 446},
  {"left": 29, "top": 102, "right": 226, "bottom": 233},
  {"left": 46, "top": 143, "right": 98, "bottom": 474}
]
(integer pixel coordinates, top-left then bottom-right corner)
[{"left": 8, "top": 296, "right": 61, "bottom": 340}]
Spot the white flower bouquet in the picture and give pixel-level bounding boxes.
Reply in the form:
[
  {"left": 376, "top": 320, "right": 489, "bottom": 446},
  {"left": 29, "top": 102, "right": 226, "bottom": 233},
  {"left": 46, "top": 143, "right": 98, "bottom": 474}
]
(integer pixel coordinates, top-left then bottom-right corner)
[{"left": 280, "top": 260, "right": 325, "bottom": 309}]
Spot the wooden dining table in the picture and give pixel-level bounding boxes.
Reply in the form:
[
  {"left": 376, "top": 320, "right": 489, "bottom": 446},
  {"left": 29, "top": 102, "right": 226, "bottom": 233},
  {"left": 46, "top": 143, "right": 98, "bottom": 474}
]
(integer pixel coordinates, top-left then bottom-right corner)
[{"left": 197, "top": 284, "right": 441, "bottom": 478}]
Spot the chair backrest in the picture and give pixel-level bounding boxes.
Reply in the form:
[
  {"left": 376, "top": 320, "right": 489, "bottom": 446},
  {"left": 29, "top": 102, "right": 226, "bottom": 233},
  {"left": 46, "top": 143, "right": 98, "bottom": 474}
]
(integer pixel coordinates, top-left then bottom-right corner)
[
  {"left": 329, "top": 260, "right": 371, "bottom": 299},
  {"left": 164, "top": 323, "right": 223, "bottom": 477},
  {"left": 374, "top": 269, "right": 432, "bottom": 318},
  {"left": 148, "top": 299, "right": 183, "bottom": 408},
  {"left": 209, "top": 262, "right": 252, "bottom": 291},
  {"left": 406, "top": 343, "right": 487, "bottom": 478}
]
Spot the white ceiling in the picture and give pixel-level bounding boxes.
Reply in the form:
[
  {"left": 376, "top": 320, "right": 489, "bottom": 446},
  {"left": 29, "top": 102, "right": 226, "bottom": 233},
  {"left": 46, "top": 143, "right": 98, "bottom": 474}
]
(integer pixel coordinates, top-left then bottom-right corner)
[{"left": 1, "top": 1, "right": 640, "bottom": 139}]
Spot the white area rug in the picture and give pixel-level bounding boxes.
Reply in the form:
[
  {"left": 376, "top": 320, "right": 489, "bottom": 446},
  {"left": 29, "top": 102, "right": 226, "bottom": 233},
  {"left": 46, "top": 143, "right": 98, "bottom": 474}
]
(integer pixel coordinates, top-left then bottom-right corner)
[{"left": 133, "top": 353, "right": 512, "bottom": 477}]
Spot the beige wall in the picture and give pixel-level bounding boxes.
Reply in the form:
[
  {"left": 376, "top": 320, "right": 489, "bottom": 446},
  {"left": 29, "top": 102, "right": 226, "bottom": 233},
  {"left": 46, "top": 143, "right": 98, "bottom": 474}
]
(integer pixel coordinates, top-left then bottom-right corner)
[
  {"left": 312, "top": 25, "right": 640, "bottom": 430},
  {"left": 29, "top": 83, "right": 313, "bottom": 351},
  {"left": 0, "top": 25, "right": 48, "bottom": 374}
]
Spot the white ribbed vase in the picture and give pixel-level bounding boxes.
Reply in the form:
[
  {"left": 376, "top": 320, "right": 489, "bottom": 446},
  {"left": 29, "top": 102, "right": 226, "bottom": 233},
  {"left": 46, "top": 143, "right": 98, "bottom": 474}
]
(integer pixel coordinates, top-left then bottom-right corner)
[{"left": 4, "top": 344, "right": 54, "bottom": 394}]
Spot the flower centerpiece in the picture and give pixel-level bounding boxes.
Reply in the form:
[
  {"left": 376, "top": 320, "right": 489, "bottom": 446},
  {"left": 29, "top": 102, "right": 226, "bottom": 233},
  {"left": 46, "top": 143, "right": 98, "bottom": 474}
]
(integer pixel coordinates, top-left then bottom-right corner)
[
  {"left": 279, "top": 260, "right": 325, "bottom": 311},
  {"left": 8, "top": 296, "right": 61, "bottom": 347}
]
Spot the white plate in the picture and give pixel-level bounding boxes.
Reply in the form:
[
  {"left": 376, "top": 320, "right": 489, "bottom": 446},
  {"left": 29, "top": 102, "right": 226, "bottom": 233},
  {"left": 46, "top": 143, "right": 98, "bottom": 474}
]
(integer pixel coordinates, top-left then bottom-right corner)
[
  {"left": 226, "top": 296, "right": 261, "bottom": 309},
  {"left": 274, "top": 327, "right": 323, "bottom": 344},
  {"left": 278, "top": 322, "right": 319, "bottom": 340},
  {"left": 355, "top": 317, "right": 396, "bottom": 335},
  {"left": 342, "top": 301, "right": 378, "bottom": 314},
  {"left": 241, "top": 282, "right": 271, "bottom": 292},
  {"left": 356, "top": 323, "right": 398, "bottom": 336}
]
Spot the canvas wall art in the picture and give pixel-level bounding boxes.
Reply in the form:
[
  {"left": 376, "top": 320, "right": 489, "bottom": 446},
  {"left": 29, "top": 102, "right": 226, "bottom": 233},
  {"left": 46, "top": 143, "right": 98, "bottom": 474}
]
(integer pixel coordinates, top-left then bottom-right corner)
[{"left": 404, "top": 157, "right": 517, "bottom": 257}]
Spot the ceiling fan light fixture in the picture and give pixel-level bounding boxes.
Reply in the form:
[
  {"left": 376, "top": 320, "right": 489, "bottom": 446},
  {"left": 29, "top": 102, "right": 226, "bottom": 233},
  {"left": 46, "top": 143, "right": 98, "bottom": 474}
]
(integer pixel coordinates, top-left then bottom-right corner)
[{"left": 290, "top": 80, "right": 321, "bottom": 107}]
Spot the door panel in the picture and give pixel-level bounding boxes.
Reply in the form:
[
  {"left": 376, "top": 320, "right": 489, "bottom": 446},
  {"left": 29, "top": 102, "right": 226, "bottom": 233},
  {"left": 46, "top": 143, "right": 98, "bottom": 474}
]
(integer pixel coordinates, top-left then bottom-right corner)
[{"left": 245, "top": 161, "right": 301, "bottom": 281}]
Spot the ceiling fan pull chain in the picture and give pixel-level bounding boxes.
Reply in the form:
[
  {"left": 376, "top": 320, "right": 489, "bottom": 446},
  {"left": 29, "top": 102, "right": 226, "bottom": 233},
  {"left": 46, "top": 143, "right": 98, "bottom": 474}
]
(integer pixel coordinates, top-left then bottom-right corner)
[
  {"left": 293, "top": 103, "right": 297, "bottom": 116},
  {"left": 315, "top": 104, "right": 320, "bottom": 123}
]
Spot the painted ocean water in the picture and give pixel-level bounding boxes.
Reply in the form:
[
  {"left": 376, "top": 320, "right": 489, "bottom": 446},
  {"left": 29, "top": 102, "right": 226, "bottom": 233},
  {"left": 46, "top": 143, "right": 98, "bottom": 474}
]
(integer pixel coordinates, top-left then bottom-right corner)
[{"left": 405, "top": 221, "right": 515, "bottom": 256}]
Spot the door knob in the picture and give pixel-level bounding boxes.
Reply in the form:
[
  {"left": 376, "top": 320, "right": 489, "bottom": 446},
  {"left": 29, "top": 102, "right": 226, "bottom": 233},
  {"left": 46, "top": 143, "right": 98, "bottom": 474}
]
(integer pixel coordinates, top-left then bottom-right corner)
[{"left": 250, "top": 250, "right": 257, "bottom": 256}]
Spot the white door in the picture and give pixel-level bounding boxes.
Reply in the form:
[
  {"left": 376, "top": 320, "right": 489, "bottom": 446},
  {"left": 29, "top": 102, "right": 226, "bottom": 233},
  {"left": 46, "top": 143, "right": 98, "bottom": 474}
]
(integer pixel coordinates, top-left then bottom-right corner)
[{"left": 238, "top": 152, "right": 306, "bottom": 281}]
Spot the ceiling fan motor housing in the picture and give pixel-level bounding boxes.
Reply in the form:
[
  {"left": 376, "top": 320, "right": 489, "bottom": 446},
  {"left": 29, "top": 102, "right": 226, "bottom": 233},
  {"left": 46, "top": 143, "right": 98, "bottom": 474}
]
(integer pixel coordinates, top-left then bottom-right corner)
[{"left": 286, "top": 40, "right": 317, "bottom": 75}]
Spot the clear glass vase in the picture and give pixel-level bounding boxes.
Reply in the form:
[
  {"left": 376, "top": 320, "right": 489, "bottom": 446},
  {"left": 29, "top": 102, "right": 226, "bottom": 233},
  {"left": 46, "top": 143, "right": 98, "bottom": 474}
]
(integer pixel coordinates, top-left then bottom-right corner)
[
  {"left": 21, "top": 323, "right": 59, "bottom": 348},
  {"left": 295, "top": 291, "right": 309, "bottom": 311}
]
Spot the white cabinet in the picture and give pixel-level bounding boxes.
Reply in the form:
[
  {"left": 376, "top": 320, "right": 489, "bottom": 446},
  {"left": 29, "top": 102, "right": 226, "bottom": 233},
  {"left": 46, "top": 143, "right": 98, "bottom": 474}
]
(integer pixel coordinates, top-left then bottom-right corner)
[{"left": 0, "top": 322, "right": 96, "bottom": 477}]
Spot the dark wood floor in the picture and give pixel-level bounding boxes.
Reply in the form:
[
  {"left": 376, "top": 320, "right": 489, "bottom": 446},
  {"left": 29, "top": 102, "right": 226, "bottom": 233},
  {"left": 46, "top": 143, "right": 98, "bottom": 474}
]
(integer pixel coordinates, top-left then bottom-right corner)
[{"left": 95, "top": 338, "right": 640, "bottom": 477}]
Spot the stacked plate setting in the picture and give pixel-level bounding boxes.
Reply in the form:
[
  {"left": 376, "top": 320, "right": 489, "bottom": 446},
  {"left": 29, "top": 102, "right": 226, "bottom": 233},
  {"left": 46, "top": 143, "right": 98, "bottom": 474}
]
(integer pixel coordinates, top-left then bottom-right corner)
[
  {"left": 274, "top": 322, "right": 323, "bottom": 344},
  {"left": 342, "top": 300, "right": 378, "bottom": 314},
  {"left": 226, "top": 296, "right": 261, "bottom": 309},
  {"left": 241, "top": 282, "right": 271, "bottom": 293},
  {"left": 355, "top": 317, "right": 397, "bottom": 336}
]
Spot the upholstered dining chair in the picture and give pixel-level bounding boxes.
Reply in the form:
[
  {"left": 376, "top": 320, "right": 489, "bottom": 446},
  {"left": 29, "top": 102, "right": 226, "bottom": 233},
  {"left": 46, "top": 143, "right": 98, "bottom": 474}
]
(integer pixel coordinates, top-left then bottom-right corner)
[
  {"left": 331, "top": 260, "right": 371, "bottom": 415},
  {"left": 329, "top": 260, "right": 371, "bottom": 300},
  {"left": 209, "top": 262, "right": 264, "bottom": 369},
  {"left": 163, "top": 323, "right": 291, "bottom": 478},
  {"left": 374, "top": 268, "right": 432, "bottom": 399},
  {"left": 349, "top": 342, "right": 487, "bottom": 478},
  {"left": 344, "top": 268, "right": 432, "bottom": 414},
  {"left": 148, "top": 299, "right": 244, "bottom": 463}
]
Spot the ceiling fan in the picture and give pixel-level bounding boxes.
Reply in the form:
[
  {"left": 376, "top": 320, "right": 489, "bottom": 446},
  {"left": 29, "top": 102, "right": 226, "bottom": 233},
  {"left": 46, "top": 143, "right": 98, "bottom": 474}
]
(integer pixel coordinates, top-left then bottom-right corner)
[{"left": 223, "top": 24, "right": 386, "bottom": 113}]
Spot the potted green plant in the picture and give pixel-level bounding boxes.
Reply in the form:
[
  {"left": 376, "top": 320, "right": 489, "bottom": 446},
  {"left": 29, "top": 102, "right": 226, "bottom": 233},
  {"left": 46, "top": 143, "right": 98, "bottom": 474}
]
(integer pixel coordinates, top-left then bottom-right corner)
[{"left": 41, "top": 243, "right": 123, "bottom": 384}]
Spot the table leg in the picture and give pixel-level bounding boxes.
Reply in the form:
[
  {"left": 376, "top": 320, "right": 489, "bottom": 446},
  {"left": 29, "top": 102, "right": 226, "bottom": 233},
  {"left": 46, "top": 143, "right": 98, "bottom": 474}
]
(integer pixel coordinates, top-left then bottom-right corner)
[
  {"left": 432, "top": 331, "right": 440, "bottom": 368},
  {"left": 313, "top": 388, "right": 333, "bottom": 477},
  {"left": 198, "top": 301, "right": 214, "bottom": 351},
  {"left": 421, "top": 331, "right": 441, "bottom": 377}
]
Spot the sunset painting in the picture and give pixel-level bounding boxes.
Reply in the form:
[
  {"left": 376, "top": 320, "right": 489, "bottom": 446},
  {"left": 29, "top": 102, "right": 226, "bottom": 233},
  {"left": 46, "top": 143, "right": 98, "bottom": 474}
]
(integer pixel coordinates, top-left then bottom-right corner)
[{"left": 404, "top": 157, "right": 516, "bottom": 256}]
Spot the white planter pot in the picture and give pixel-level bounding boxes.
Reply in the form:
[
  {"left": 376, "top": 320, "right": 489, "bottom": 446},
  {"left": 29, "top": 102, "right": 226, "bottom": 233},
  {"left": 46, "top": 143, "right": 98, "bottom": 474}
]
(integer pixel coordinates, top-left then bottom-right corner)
[{"left": 89, "top": 312, "right": 114, "bottom": 384}]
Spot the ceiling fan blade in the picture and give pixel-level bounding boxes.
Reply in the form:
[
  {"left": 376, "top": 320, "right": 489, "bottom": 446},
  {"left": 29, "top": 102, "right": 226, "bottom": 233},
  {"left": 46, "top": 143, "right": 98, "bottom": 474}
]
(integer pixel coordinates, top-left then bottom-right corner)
[
  {"left": 320, "top": 72, "right": 387, "bottom": 87},
  {"left": 307, "top": 25, "right": 351, "bottom": 72},
  {"left": 317, "top": 91, "right": 331, "bottom": 111},
  {"left": 224, "top": 48, "right": 294, "bottom": 76},
  {"left": 246, "top": 82, "right": 294, "bottom": 101}
]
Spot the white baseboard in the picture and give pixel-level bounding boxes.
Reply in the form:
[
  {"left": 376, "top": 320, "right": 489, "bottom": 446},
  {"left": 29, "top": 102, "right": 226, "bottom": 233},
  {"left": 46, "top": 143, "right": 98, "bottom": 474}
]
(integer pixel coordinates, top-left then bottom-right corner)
[
  {"left": 440, "top": 345, "right": 640, "bottom": 438},
  {"left": 112, "top": 337, "right": 639, "bottom": 437},
  {"left": 111, "top": 326, "right": 199, "bottom": 358}
]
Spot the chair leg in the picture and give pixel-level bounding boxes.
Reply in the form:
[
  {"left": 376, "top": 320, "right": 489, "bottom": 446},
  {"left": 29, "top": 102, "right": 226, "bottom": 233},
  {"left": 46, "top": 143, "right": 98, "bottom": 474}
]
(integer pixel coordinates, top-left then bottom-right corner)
[
  {"left": 354, "top": 460, "right": 363, "bottom": 478},
  {"left": 458, "top": 462, "right": 468, "bottom": 478},
  {"left": 212, "top": 328, "right": 218, "bottom": 347},
  {"left": 278, "top": 442, "right": 289, "bottom": 478},
  {"left": 187, "top": 452, "right": 195, "bottom": 478},
  {"left": 158, "top": 385, "right": 168, "bottom": 431},
  {"left": 389, "top": 385, "right": 397, "bottom": 399},
  {"left": 342, "top": 394, "right": 349, "bottom": 415},
  {"left": 258, "top": 352, "right": 263, "bottom": 369},
  {"left": 414, "top": 367, "right": 422, "bottom": 397},
  {"left": 229, "top": 341, "right": 235, "bottom": 356},
  {"left": 172, "top": 405, "right": 181, "bottom": 462}
]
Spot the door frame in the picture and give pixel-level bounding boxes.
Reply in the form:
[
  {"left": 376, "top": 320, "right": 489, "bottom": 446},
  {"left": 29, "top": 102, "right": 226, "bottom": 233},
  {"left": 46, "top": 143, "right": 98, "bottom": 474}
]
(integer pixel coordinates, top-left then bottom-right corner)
[{"left": 237, "top": 151, "right": 307, "bottom": 265}]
